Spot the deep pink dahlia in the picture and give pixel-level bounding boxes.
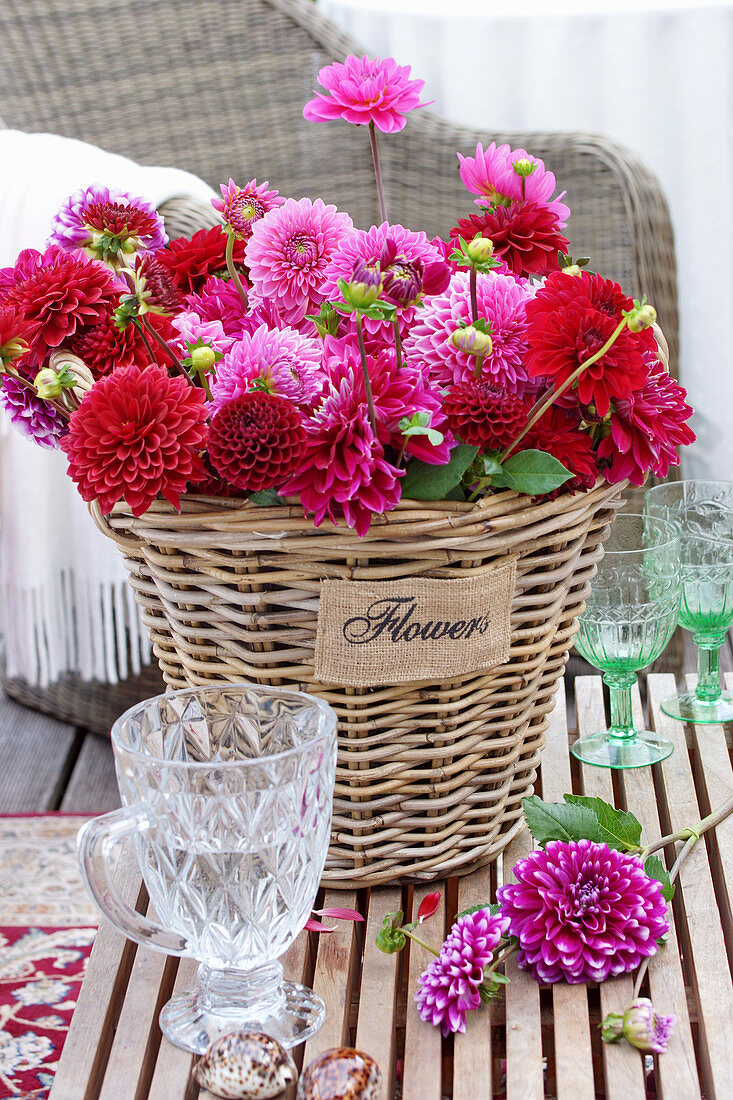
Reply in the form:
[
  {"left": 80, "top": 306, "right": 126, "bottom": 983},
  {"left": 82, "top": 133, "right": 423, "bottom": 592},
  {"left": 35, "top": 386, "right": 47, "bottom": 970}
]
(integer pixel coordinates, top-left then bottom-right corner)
[
  {"left": 321, "top": 222, "right": 450, "bottom": 342},
  {"left": 415, "top": 909, "right": 510, "bottom": 1037},
  {"left": 497, "top": 839, "right": 670, "bottom": 985},
  {"left": 50, "top": 184, "right": 167, "bottom": 253},
  {"left": 280, "top": 359, "right": 403, "bottom": 537},
  {"left": 186, "top": 276, "right": 249, "bottom": 337},
  {"left": 404, "top": 270, "right": 532, "bottom": 393},
  {"left": 303, "top": 55, "right": 431, "bottom": 134},
  {"left": 0, "top": 247, "right": 47, "bottom": 294},
  {"left": 210, "top": 323, "right": 324, "bottom": 413},
  {"left": 245, "top": 198, "right": 354, "bottom": 327},
  {"left": 212, "top": 178, "right": 285, "bottom": 240},
  {"left": 599, "top": 357, "right": 696, "bottom": 486},
  {"left": 0, "top": 373, "right": 68, "bottom": 448},
  {"left": 457, "top": 142, "right": 570, "bottom": 227}
]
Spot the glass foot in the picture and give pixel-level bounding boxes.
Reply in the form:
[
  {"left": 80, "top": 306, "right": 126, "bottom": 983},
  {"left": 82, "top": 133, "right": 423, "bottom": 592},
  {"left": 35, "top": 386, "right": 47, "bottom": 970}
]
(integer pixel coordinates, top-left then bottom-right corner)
[
  {"left": 661, "top": 690, "right": 733, "bottom": 724},
  {"left": 571, "top": 729, "right": 674, "bottom": 770},
  {"left": 159, "top": 977, "right": 326, "bottom": 1055}
]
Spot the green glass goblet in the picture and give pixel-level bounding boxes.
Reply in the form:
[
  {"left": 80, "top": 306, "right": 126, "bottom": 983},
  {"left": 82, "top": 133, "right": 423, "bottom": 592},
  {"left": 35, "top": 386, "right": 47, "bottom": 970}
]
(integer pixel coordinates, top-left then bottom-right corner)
[
  {"left": 571, "top": 513, "right": 680, "bottom": 769},
  {"left": 645, "top": 480, "right": 733, "bottom": 723}
]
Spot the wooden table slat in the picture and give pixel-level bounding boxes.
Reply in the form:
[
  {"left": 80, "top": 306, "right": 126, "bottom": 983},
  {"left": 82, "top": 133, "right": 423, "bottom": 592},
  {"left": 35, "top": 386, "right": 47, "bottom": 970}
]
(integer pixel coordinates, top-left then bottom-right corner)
[
  {"left": 147, "top": 959, "right": 198, "bottom": 1100},
  {"left": 300, "top": 889, "right": 360, "bottom": 1062},
  {"left": 401, "top": 885, "right": 445, "bottom": 1100},
  {"left": 453, "top": 866, "right": 494, "bottom": 1100},
  {"left": 354, "top": 886, "right": 402, "bottom": 1100}
]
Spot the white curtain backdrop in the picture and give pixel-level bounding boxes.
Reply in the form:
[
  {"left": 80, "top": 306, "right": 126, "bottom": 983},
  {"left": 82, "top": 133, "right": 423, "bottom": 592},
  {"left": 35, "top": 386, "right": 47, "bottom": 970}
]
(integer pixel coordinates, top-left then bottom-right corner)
[{"left": 320, "top": 0, "right": 733, "bottom": 482}]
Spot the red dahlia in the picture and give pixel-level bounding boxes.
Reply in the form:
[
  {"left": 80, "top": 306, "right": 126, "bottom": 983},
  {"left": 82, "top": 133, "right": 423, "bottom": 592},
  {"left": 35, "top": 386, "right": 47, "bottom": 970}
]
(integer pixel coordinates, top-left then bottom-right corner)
[
  {"left": 451, "top": 200, "right": 569, "bottom": 278},
  {"left": 69, "top": 309, "right": 149, "bottom": 377},
  {"left": 207, "top": 391, "right": 305, "bottom": 493},
  {"left": 156, "top": 227, "right": 248, "bottom": 294},
  {"left": 444, "top": 379, "right": 527, "bottom": 452},
  {"left": 4, "top": 247, "right": 120, "bottom": 366},
  {"left": 61, "top": 364, "right": 208, "bottom": 516},
  {"left": 524, "top": 404, "right": 599, "bottom": 492},
  {"left": 135, "top": 253, "right": 186, "bottom": 314}
]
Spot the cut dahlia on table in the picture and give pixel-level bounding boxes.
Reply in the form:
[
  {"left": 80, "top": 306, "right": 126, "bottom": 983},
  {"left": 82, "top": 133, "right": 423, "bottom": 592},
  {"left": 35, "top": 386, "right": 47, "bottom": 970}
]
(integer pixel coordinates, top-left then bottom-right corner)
[{"left": 0, "top": 52, "right": 694, "bottom": 531}]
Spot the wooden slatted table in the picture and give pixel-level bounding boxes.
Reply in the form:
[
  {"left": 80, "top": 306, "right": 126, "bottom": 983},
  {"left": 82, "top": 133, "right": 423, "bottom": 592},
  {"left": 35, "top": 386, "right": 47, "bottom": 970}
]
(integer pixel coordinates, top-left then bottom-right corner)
[{"left": 50, "top": 674, "right": 733, "bottom": 1100}]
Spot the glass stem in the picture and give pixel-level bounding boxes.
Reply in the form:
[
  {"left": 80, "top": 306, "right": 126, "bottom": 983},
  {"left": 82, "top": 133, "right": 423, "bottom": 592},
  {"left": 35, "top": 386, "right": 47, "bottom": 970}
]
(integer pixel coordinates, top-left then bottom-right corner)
[
  {"left": 694, "top": 636, "right": 723, "bottom": 703},
  {"left": 604, "top": 673, "right": 637, "bottom": 741}
]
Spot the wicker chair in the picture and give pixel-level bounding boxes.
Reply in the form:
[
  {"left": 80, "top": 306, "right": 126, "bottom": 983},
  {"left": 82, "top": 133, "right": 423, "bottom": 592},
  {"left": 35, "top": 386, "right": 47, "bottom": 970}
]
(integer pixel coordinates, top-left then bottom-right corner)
[{"left": 0, "top": 0, "right": 679, "bottom": 733}]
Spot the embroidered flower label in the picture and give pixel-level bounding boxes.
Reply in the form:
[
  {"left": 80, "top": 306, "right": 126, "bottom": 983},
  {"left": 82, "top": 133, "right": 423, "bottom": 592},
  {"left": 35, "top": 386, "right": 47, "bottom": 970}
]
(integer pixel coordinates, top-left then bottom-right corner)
[{"left": 314, "top": 560, "right": 517, "bottom": 687}]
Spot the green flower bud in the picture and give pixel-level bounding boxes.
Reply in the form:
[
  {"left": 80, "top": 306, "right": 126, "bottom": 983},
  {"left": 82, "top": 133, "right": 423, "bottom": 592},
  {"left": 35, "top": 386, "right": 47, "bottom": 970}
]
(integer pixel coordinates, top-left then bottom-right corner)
[
  {"left": 562, "top": 264, "right": 583, "bottom": 277},
  {"left": 190, "top": 345, "right": 217, "bottom": 373},
  {"left": 450, "top": 325, "right": 493, "bottom": 357},
  {"left": 600, "top": 1012, "right": 624, "bottom": 1044},
  {"left": 513, "top": 158, "right": 537, "bottom": 178},
  {"left": 34, "top": 368, "right": 64, "bottom": 399},
  {"left": 621, "top": 998, "right": 675, "bottom": 1054},
  {"left": 466, "top": 236, "right": 495, "bottom": 264},
  {"left": 0, "top": 337, "right": 29, "bottom": 365},
  {"left": 627, "top": 304, "right": 657, "bottom": 332}
]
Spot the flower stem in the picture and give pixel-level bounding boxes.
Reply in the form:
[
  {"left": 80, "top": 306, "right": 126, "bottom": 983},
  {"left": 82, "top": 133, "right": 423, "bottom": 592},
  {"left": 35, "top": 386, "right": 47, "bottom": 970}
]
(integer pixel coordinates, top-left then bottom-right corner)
[
  {"left": 470, "top": 266, "right": 479, "bottom": 323},
  {"left": 355, "top": 312, "right": 377, "bottom": 434},
  {"left": 473, "top": 353, "right": 485, "bottom": 380},
  {"left": 135, "top": 320, "right": 157, "bottom": 363},
  {"left": 393, "top": 317, "right": 403, "bottom": 370},
  {"left": 225, "top": 232, "right": 249, "bottom": 309},
  {"left": 483, "top": 940, "right": 518, "bottom": 981},
  {"left": 402, "top": 928, "right": 439, "bottom": 956},
  {"left": 140, "top": 315, "right": 188, "bottom": 378},
  {"left": 369, "top": 121, "right": 388, "bottom": 225},
  {"left": 499, "top": 317, "right": 627, "bottom": 462}
]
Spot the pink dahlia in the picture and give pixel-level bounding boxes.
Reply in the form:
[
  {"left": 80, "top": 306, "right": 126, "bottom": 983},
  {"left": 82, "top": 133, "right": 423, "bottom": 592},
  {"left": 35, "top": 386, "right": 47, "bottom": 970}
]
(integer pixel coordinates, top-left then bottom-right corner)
[
  {"left": 0, "top": 373, "right": 67, "bottom": 448},
  {"left": 599, "top": 358, "right": 696, "bottom": 486},
  {"left": 404, "top": 270, "right": 532, "bottom": 393},
  {"left": 303, "top": 55, "right": 431, "bottom": 134},
  {"left": 280, "top": 359, "right": 403, "bottom": 537},
  {"left": 50, "top": 184, "right": 167, "bottom": 254},
  {"left": 245, "top": 198, "right": 354, "bottom": 327},
  {"left": 186, "top": 276, "right": 248, "bottom": 337},
  {"left": 210, "top": 323, "right": 324, "bottom": 413},
  {"left": 172, "top": 312, "right": 234, "bottom": 359},
  {"left": 458, "top": 142, "right": 570, "bottom": 227},
  {"left": 61, "top": 365, "right": 208, "bottom": 515},
  {"left": 212, "top": 178, "right": 285, "bottom": 240},
  {"left": 415, "top": 909, "right": 510, "bottom": 1036},
  {"left": 497, "top": 839, "right": 670, "bottom": 985},
  {"left": 321, "top": 222, "right": 450, "bottom": 342}
]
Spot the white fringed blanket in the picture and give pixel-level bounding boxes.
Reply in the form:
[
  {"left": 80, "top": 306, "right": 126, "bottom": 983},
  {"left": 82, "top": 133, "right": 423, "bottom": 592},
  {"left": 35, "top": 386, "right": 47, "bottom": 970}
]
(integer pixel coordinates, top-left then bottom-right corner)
[{"left": 0, "top": 129, "right": 215, "bottom": 685}]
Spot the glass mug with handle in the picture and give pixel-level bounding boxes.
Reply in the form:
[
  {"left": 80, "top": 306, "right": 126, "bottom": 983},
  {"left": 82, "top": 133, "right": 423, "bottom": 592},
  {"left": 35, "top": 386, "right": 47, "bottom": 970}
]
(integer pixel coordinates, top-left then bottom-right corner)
[{"left": 78, "top": 683, "right": 338, "bottom": 1055}]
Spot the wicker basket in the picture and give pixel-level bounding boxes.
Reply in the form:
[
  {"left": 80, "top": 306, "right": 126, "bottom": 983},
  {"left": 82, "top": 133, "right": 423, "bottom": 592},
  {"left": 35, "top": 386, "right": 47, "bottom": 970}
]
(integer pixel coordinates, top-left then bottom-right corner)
[{"left": 89, "top": 478, "right": 624, "bottom": 888}]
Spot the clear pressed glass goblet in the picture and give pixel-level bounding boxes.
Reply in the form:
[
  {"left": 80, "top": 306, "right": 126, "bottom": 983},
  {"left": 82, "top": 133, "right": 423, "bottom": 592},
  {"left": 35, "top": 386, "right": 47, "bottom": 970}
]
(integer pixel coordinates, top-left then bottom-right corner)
[
  {"left": 571, "top": 513, "right": 680, "bottom": 769},
  {"left": 77, "top": 683, "right": 337, "bottom": 1054},
  {"left": 645, "top": 480, "right": 733, "bottom": 723}
]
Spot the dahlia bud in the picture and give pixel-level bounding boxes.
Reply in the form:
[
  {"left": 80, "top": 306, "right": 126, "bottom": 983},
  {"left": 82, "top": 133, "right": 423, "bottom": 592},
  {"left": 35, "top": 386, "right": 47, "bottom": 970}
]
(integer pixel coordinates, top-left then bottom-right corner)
[
  {"left": 600, "top": 1012, "right": 625, "bottom": 1044},
  {"left": 465, "top": 236, "right": 495, "bottom": 264},
  {"left": 0, "top": 336, "right": 29, "bottom": 365},
  {"left": 450, "top": 325, "right": 493, "bottom": 358},
  {"left": 622, "top": 998, "right": 676, "bottom": 1054},
  {"left": 513, "top": 158, "right": 537, "bottom": 178},
  {"left": 344, "top": 258, "right": 383, "bottom": 309},
  {"left": 190, "top": 345, "right": 217, "bottom": 374},
  {"left": 562, "top": 264, "right": 583, "bottom": 277},
  {"left": 34, "top": 368, "right": 64, "bottom": 398},
  {"left": 382, "top": 257, "right": 424, "bottom": 307},
  {"left": 627, "top": 303, "right": 657, "bottom": 332}
]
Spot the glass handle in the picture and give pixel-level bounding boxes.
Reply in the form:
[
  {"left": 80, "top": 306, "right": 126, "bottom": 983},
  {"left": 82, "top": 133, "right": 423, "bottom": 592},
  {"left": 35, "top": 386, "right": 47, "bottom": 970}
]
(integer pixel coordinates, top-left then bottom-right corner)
[{"left": 77, "top": 806, "right": 187, "bottom": 955}]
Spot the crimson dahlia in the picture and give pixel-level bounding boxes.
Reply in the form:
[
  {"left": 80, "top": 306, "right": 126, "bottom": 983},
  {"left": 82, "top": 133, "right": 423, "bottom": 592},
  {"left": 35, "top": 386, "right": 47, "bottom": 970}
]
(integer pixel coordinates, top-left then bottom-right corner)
[
  {"left": 207, "top": 392, "right": 305, "bottom": 492},
  {"left": 451, "top": 201, "right": 569, "bottom": 279},
  {"left": 156, "top": 228, "right": 247, "bottom": 294},
  {"left": 444, "top": 379, "right": 527, "bottom": 452}
]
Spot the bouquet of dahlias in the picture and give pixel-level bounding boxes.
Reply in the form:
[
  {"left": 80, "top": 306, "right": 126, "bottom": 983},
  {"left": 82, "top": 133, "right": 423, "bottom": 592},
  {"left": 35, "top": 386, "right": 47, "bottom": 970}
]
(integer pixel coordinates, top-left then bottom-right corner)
[{"left": 0, "top": 55, "right": 694, "bottom": 535}]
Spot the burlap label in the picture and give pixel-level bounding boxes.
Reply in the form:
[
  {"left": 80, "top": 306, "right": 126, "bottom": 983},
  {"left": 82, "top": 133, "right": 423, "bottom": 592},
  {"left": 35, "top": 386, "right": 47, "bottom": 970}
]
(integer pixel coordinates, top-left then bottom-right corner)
[{"left": 313, "top": 559, "right": 517, "bottom": 687}]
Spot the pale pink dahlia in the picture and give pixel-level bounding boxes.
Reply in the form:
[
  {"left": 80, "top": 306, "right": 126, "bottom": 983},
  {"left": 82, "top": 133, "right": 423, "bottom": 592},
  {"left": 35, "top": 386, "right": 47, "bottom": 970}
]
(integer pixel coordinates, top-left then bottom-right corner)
[
  {"left": 245, "top": 198, "right": 354, "bottom": 327},
  {"left": 280, "top": 358, "right": 403, "bottom": 537},
  {"left": 172, "top": 312, "right": 234, "bottom": 359},
  {"left": 50, "top": 184, "right": 167, "bottom": 254},
  {"left": 404, "top": 270, "right": 532, "bottom": 393},
  {"left": 186, "top": 277, "right": 249, "bottom": 336},
  {"left": 210, "top": 323, "right": 324, "bottom": 413},
  {"left": 415, "top": 909, "right": 510, "bottom": 1037},
  {"left": 303, "top": 55, "right": 431, "bottom": 134},
  {"left": 458, "top": 142, "right": 570, "bottom": 227},
  {"left": 321, "top": 222, "right": 450, "bottom": 342},
  {"left": 211, "top": 178, "right": 285, "bottom": 240},
  {"left": 497, "top": 839, "right": 670, "bottom": 985}
]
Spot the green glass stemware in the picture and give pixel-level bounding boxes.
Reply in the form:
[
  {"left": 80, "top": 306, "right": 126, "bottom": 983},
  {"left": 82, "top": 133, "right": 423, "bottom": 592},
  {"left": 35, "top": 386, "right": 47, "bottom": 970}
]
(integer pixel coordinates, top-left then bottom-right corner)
[
  {"left": 571, "top": 513, "right": 680, "bottom": 769},
  {"left": 645, "top": 480, "right": 733, "bottom": 723}
]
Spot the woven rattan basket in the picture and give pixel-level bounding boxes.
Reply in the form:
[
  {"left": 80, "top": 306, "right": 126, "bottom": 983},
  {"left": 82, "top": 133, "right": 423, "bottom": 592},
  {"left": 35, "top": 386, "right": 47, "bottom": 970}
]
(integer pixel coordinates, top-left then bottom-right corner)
[{"left": 89, "top": 478, "right": 624, "bottom": 887}]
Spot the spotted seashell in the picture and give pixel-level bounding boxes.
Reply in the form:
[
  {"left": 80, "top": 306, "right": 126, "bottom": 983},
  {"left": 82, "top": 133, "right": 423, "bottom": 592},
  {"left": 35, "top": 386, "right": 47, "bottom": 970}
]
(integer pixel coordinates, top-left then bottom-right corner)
[
  {"left": 295, "top": 1048, "right": 381, "bottom": 1100},
  {"left": 193, "top": 1031, "right": 297, "bottom": 1099}
]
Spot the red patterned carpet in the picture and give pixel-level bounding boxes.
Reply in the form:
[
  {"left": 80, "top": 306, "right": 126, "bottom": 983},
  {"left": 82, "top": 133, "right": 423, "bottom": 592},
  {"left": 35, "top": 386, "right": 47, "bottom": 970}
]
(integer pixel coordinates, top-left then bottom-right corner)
[{"left": 0, "top": 815, "right": 98, "bottom": 1099}]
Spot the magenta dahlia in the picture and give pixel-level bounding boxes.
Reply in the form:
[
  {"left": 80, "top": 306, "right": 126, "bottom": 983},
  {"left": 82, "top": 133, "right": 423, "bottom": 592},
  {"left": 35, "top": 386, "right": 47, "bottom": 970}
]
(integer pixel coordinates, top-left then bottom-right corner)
[
  {"left": 599, "top": 358, "right": 696, "bottom": 486},
  {"left": 303, "top": 54, "right": 431, "bottom": 133},
  {"left": 404, "top": 269, "right": 532, "bottom": 393},
  {"left": 50, "top": 184, "right": 167, "bottom": 255},
  {"left": 186, "top": 276, "right": 249, "bottom": 337},
  {"left": 415, "top": 909, "right": 510, "bottom": 1036},
  {"left": 212, "top": 178, "right": 285, "bottom": 240},
  {"left": 497, "top": 839, "right": 670, "bottom": 984},
  {"left": 207, "top": 391, "right": 305, "bottom": 493},
  {"left": 60, "top": 365, "right": 208, "bottom": 515},
  {"left": 245, "top": 197, "right": 354, "bottom": 327},
  {"left": 210, "top": 323, "right": 324, "bottom": 413},
  {"left": 0, "top": 373, "right": 68, "bottom": 448},
  {"left": 457, "top": 142, "right": 570, "bottom": 226}
]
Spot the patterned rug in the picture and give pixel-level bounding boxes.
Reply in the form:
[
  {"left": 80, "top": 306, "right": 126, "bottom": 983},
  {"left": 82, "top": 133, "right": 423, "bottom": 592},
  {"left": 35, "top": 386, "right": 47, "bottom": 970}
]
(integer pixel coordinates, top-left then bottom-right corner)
[{"left": 0, "top": 815, "right": 98, "bottom": 1099}]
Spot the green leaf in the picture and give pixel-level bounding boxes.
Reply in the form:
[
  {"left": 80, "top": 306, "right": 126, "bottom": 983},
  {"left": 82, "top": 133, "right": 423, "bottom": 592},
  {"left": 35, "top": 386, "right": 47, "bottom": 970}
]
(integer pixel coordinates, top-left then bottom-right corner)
[
  {"left": 455, "top": 902, "right": 501, "bottom": 920},
  {"left": 400, "top": 444, "right": 478, "bottom": 501},
  {"left": 375, "top": 911, "right": 407, "bottom": 953},
  {"left": 644, "top": 855, "right": 675, "bottom": 902},
  {"left": 249, "top": 489, "right": 285, "bottom": 506},
  {"left": 522, "top": 795, "right": 602, "bottom": 847},
  {"left": 444, "top": 484, "right": 466, "bottom": 502},
  {"left": 563, "top": 795, "right": 642, "bottom": 852},
  {"left": 493, "top": 449, "right": 572, "bottom": 495}
]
